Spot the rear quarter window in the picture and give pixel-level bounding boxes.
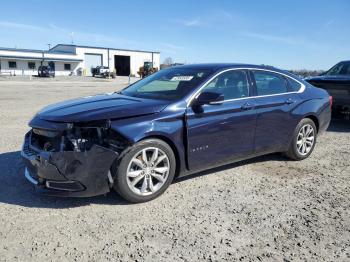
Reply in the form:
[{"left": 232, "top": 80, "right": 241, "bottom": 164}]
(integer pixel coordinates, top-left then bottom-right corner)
[{"left": 287, "top": 78, "right": 302, "bottom": 92}]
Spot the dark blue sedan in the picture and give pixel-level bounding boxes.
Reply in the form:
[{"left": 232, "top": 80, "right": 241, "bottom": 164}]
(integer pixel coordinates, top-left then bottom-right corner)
[{"left": 22, "top": 64, "right": 332, "bottom": 203}]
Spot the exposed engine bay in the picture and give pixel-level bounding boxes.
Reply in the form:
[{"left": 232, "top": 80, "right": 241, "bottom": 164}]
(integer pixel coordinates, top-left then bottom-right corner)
[
  {"left": 22, "top": 120, "right": 130, "bottom": 197},
  {"left": 31, "top": 121, "right": 128, "bottom": 154}
]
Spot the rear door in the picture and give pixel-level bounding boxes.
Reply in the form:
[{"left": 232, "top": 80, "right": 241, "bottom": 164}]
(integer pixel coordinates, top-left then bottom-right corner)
[
  {"left": 186, "top": 69, "right": 257, "bottom": 170},
  {"left": 250, "top": 70, "right": 302, "bottom": 153}
]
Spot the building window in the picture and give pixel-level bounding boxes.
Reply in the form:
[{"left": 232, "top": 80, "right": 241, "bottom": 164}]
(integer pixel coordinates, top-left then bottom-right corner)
[
  {"left": 28, "top": 62, "right": 36, "bottom": 70},
  {"left": 64, "top": 63, "right": 71, "bottom": 71},
  {"left": 9, "top": 61, "right": 17, "bottom": 69}
]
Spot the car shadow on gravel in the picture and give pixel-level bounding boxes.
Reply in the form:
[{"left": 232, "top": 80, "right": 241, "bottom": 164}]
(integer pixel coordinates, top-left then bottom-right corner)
[
  {"left": 0, "top": 120, "right": 348, "bottom": 209},
  {"left": 0, "top": 150, "right": 286, "bottom": 209},
  {"left": 176, "top": 119, "right": 349, "bottom": 183},
  {"left": 174, "top": 153, "right": 286, "bottom": 184},
  {"left": 327, "top": 119, "right": 350, "bottom": 132},
  {"left": 0, "top": 151, "right": 129, "bottom": 209}
]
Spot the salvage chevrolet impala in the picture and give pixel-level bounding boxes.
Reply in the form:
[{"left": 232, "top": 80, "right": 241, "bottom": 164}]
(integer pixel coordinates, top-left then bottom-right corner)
[{"left": 22, "top": 64, "right": 332, "bottom": 203}]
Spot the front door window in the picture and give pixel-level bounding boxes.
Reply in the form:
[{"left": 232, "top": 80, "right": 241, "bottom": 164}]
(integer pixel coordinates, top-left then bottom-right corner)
[{"left": 201, "top": 70, "right": 249, "bottom": 100}]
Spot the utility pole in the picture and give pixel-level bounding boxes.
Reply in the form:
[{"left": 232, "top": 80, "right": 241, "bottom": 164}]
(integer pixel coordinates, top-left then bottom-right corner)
[
  {"left": 47, "top": 44, "right": 51, "bottom": 50},
  {"left": 70, "top": 32, "right": 74, "bottom": 44}
]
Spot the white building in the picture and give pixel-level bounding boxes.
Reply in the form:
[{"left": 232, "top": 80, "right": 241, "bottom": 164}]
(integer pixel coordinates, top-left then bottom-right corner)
[{"left": 0, "top": 44, "right": 160, "bottom": 77}]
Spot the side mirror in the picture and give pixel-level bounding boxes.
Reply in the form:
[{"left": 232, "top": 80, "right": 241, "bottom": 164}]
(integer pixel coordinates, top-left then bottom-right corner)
[{"left": 193, "top": 92, "right": 224, "bottom": 106}]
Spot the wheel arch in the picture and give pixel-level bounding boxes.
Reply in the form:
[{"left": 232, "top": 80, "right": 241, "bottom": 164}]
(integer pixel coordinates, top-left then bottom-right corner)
[
  {"left": 303, "top": 114, "right": 320, "bottom": 133},
  {"left": 139, "top": 135, "right": 181, "bottom": 178},
  {"left": 110, "top": 116, "right": 187, "bottom": 178}
]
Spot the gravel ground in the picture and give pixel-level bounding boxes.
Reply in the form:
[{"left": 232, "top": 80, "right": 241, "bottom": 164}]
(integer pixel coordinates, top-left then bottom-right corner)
[{"left": 0, "top": 76, "right": 349, "bottom": 261}]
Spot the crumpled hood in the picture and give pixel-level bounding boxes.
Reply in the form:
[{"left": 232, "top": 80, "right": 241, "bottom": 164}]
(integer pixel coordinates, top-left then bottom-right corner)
[{"left": 36, "top": 93, "right": 170, "bottom": 123}]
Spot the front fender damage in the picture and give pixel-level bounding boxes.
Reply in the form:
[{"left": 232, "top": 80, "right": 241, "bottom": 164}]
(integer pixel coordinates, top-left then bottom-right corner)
[
  {"left": 49, "top": 145, "right": 119, "bottom": 197},
  {"left": 22, "top": 121, "right": 130, "bottom": 197}
]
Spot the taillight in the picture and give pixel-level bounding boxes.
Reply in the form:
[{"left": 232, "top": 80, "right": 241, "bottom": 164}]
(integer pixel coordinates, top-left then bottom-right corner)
[{"left": 329, "top": 96, "right": 333, "bottom": 108}]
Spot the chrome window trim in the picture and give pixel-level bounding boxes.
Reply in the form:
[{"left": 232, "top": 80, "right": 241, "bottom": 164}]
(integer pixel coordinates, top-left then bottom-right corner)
[{"left": 187, "top": 67, "right": 305, "bottom": 106}]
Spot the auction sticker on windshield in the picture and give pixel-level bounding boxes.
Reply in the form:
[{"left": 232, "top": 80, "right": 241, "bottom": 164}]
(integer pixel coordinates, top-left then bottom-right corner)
[{"left": 170, "top": 76, "right": 194, "bottom": 81}]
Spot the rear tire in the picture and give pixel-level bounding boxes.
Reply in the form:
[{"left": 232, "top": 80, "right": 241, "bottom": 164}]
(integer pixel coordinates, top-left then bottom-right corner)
[
  {"left": 285, "top": 118, "right": 317, "bottom": 160},
  {"left": 113, "top": 139, "right": 176, "bottom": 203}
]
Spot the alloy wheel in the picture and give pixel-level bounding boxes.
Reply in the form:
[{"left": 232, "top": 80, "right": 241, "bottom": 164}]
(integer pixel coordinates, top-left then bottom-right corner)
[
  {"left": 296, "top": 124, "right": 315, "bottom": 156},
  {"left": 126, "top": 147, "right": 170, "bottom": 196}
]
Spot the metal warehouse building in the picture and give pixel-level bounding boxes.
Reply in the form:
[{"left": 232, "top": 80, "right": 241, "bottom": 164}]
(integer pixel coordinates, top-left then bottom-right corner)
[{"left": 0, "top": 44, "right": 160, "bottom": 77}]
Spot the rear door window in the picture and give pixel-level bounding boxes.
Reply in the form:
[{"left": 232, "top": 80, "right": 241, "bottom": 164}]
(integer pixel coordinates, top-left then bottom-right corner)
[{"left": 252, "top": 71, "right": 288, "bottom": 96}]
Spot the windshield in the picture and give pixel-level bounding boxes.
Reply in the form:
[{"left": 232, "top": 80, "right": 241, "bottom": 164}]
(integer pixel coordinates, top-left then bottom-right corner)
[
  {"left": 326, "top": 62, "right": 350, "bottom": 76},
  {"left": 120, "top": 68, "right": 213, "bottom": 101}
]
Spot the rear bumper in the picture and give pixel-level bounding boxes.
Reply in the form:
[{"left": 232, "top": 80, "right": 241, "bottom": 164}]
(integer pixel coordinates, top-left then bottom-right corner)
[
  {"left": 318, "top": 101, "right": 332, "bottom": 135},
  {"left": 21, "top": 131, "right": 119, "bottom": 197}
]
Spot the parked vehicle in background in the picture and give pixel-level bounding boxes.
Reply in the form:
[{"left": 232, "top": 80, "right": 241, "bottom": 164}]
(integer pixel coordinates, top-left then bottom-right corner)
[
  {"left": 38, "top": 65, "right": 55, "bottom": 77},
  {"left": 22, "top": 64, "right": 332, "bottom": 203},
  {"left": 91, "top": 66, "right": 116, "bottom": 78},
  {"left": 305, "top": 61, "right": 350, "bottom": 117},
  {"left": 92, "top": 66, "right": 109, "bottom": 77},
  {"left": 138, "top": 62, "right": 158, "bottom": 78}
]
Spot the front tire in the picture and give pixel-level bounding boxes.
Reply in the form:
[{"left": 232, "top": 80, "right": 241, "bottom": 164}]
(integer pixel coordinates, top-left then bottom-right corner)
[
  {"left": 285, "top": 118, "right": 317, "bottom": 160},
  {"left": 113, "top": 139, "right": 176, "bottom": 203}
]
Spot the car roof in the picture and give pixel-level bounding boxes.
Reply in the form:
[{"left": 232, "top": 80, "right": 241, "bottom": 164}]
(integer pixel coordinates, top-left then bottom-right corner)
[
  {"left": 173, "top": 63, "right": 301, "bottom": 77},
  {"left": 172, "top": 63, "right": 283, "bottom": 72}
]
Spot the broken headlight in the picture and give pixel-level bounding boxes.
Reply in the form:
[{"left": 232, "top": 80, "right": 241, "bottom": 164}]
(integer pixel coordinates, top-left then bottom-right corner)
[{"left": 31, "top": 120, "right": 128, "bottom": 153}]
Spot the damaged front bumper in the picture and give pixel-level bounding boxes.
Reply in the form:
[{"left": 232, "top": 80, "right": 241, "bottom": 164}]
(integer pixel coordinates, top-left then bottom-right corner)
[{"left": 21, "top": 131, "right": 119, "bottom": 197}]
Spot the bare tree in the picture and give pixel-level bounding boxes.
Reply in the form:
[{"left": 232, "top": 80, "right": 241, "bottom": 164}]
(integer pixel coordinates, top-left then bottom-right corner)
[
  {"left": 289, "top": 69, "right": 325, "bottom": 78},
  {"left": 163, "top": 57, "right": 174, "bottom": 65}
]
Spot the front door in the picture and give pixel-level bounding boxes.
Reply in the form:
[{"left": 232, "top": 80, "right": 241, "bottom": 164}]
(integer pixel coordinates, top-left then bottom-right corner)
[
  {"left": 250, "top": 70, "right": 302, "bottom": 153},
  {"left": 186, "top": 69, "right": 257, "bottom": 170}
]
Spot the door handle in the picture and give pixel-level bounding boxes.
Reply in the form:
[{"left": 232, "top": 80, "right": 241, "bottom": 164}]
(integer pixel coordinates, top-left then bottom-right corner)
[
  {"left": 285, "top": 98, "right": 295, "bottom": 105},
  {"left": 241, "top": 102, "right": 254, "bottom": 110}
]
